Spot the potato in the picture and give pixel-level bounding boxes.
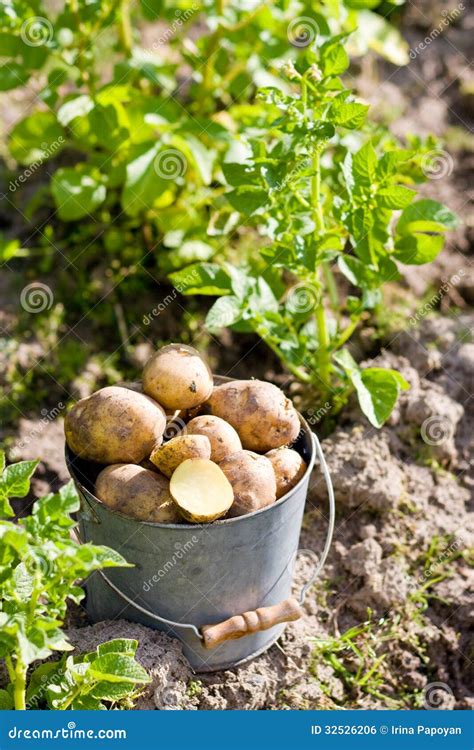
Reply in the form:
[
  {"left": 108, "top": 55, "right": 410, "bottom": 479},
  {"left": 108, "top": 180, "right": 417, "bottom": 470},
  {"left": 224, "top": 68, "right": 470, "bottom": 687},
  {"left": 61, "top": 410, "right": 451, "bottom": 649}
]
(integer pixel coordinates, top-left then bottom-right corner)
[
  {"left": 95, "top": 464, "right": 180, "bottom": 523},
  {"left": 170, "top": 459, "right": 234, "bottom": 523},
  {"left": 219, "top": 450, "right": 276, "bottom": 518},
  {"left": 143, "top": 344, "right": 213, "bottom": 411},
  {"left": 185, "top": 415, "right": 242, "bottom": 463},
  {"left": 150, "top": 434, "right": 211, "bottom": 478},
  {"left": 207, "top": 380, "right": 300, "bottom": 452},
  {"left": 65, "top": 386, "right": 166, "bottom": 464},
  {"left": 266, "top": 448, "right": 307, "bottom": 499}
]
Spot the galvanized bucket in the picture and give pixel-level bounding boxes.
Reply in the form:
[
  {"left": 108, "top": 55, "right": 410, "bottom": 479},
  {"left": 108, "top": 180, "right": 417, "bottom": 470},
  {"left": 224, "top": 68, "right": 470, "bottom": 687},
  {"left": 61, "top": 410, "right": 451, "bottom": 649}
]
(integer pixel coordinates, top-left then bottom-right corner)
[{"left": 66, "top": 383, "right": 335, "bottom": 673}]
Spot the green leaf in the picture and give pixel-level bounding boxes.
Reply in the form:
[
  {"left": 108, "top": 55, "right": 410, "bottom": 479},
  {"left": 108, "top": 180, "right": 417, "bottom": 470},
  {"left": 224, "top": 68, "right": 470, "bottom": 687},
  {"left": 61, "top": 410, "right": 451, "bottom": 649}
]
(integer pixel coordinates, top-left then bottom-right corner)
[
  {"left": 121, "top": 142, "right": 169, "bottom": 217},
  {"left": 97, "top": 639, "right": 138, "bottom": 657},
  {"left": 377, "top": 186, "right": 415, "bottom": 209},
  {"left": 90, "top": 681, "right": 138, "bottom": 701},
  {"left": 33, "top": 481, "right": 79, "bottom": 522},
  {"left": 0, "top": 688, "right": 13, "bottom": 709},
  {"left": 0, "top": 62, "right": 29, "bottom": 91},
  {"left": 51, "top": 165, "right": 106, "bottom": 220},
  {"left": 162, "top": 240, "right": 215, "bottom": 272},
  {"left": 13, "top": 562, "right": 34, "bottom": 601},
  {"left": 227, "top": 186, "right": 268, "bottom": 216},
  {"left": 320, "top": 41, "right": 349, "bottom": 77},
  {"left": 57, "top": 95, "right": 94, "bottom": 126},
  {"left": 9, "top": 112, "right": 64, "bottom": 165},
  {"left": 205, "top": 296, "right": 243, "bottom": 332},
  {"left": 89, "top": 654, "right": 150, "bottom": 684},
  {"left": 352, "top": 142, "right": 377, "bottom": 185},
  {"left": 329, "top": 101, "right": 369, "bottom": 129},
  {"left": 168, "top": 263, "right": 231, "bottom": 295},
  {"left": 334, "top": 350, "right": 409, "bottom": 427},
  {"left": 393, "top": 234, "right": 444, "bottom": 265},
  {"left": 396, "top": 199, "right": 459, "bottom": 236},
  {"left": 222, "top": 162, "right": 257, "bottom": 186},
  {"left": 0, "top": 459, "right": 39, "bottom": 516}
]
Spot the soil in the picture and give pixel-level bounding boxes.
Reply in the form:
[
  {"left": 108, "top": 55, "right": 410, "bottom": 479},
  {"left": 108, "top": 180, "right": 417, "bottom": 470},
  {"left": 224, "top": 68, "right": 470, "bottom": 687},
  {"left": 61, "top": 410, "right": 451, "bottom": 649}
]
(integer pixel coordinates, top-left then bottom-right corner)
[{"left": 1, "top": 3, "right": 473, "bottom": 711}]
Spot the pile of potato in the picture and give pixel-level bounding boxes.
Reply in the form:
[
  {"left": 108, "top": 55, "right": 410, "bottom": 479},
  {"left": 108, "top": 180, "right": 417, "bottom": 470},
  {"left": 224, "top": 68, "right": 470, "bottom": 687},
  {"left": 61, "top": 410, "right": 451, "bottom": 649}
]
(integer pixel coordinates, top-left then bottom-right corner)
[{"left": 65, "top": 344, "right": 307, "bottom": 524}]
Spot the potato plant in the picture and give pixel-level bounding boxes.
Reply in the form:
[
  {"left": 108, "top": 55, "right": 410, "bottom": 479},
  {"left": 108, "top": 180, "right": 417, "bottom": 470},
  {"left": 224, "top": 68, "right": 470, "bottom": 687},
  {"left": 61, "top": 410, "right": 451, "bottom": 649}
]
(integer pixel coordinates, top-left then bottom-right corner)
[
  {"left": 0, "top": 452, "right": 150, "bottom": 710},
  {"left": 171, "top": 39, "right": 458, "bottom": 426}
]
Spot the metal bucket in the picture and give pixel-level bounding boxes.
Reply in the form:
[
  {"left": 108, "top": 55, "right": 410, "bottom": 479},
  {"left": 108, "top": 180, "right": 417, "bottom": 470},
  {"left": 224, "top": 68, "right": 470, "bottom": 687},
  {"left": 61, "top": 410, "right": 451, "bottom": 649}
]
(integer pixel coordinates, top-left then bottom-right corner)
[{"left": 66, "top": 384, "right": 334, "bottom": 673}]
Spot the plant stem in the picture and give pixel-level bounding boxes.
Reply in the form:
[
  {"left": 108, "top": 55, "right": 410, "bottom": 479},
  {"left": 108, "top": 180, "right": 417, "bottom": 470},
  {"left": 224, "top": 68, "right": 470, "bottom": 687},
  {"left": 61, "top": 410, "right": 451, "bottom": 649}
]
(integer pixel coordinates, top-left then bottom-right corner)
[
  {"left": 119, "top": 0, "right": 133, "bottom": 55},
  {"left": 311, "top": 151, "right": 331, "bottom": 390},
  {"left": 334, "top": 314, "right": 363, "bottom": 350},
  {"left": 14, "top": 659, "right": 27, "bottom": 711}
]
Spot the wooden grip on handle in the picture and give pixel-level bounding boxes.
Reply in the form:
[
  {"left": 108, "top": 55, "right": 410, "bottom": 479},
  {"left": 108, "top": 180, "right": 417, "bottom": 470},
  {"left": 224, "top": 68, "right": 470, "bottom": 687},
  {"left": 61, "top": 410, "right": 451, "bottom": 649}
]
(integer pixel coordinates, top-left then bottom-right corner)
[{"left": 201, "top": 597, "right": 303, "bottom": 650}]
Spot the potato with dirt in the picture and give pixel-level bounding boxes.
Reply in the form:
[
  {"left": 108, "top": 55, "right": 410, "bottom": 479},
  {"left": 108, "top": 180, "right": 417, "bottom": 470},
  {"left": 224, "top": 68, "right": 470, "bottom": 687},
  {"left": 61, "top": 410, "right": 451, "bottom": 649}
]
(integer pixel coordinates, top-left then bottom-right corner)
[
  {"left": 65, "top": 385, "right": 166, "bottom": 464},
  {"left": 170, "top": 458, "right": 234, "bottom": 523},
  {"left": 219, "top": 450, "right": 277, "bottom": 517},
  {"left": 266, "top": 447, "right": 307, "bottom": 499},
  {"left": 95, "top": 464, "right": 181, "bottom": 523},
  {"left": 207, "top": 380, "right": 300, "bottom": 452},
  {"left": 143, "top": 344, "right": 213, "bottom": 410},
  {"left": 150, "top": 434, "right": 211, "bottom": 478},
  {"left": 184, "top": 415, "right": 242, "bottom": 463}
]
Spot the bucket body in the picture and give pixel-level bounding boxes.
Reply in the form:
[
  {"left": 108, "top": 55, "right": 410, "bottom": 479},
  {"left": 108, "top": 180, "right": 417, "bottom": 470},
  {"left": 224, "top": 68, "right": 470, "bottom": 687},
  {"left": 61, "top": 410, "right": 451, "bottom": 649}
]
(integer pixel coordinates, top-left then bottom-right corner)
[{"left": 67, "top": 415, "right": 315, "bottom": 672}]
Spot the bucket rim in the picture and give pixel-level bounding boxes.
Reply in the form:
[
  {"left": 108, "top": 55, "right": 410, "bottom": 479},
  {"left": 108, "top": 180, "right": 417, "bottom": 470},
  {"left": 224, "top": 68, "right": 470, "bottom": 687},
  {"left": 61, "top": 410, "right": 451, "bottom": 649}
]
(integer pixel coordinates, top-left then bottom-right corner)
[{"left": 66, "top": 415, "right": 316, "bottom": 530}]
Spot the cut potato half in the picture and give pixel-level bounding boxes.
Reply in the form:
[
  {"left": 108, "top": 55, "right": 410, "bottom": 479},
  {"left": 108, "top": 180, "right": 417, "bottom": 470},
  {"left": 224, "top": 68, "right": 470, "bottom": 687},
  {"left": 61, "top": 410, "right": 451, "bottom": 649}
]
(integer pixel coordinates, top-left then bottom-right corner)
[{"left": 170, "top": 459, "right": 234, "bottom": 523}]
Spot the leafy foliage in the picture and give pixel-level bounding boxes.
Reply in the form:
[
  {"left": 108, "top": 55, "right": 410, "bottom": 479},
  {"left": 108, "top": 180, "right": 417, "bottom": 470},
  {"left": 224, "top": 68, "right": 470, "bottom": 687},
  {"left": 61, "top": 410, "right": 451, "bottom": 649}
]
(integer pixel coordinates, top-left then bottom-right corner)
[
  {"left": 173, "top": 48, "right": 457, "bottom": 425},
  {"left": 27, "top": 639, "right": 150, "bottom": 710},
  {"left": 0, "top": 452, "right": 137, "bottom": 710}
]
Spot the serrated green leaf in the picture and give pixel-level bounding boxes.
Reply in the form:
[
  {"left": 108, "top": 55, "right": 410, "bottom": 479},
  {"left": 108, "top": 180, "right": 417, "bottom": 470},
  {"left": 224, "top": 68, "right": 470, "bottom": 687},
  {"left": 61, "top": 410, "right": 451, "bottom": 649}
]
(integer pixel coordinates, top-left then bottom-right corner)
[
  {"left": 13, "top": 562, "right": 34, "bottom": 602},
  {"left": 205, "top": 296, "right": 243, "bottom": 332},
  {"left": 97, "top": 639, "right": 138, "bottom": 657},
  {"left": 377, "top": 186, "right": 415, "bottom": 209},
  {"left": 227, "top": 186, "right": 268, "bottom": 216},
  {"left": 90, "top": 681, "right": 137, "bottom": 701},
  {"left": 89, "top": 654, "right": 151, "bottom": 684},
  {"left": 320, "top": 41, "right": 349, "bottom": 77},
  {"left": 352, "top": 142, "right": 377, "bottom": 185},
  {"left": 329, "top": 101, "right": 369, "bottom": 129}
]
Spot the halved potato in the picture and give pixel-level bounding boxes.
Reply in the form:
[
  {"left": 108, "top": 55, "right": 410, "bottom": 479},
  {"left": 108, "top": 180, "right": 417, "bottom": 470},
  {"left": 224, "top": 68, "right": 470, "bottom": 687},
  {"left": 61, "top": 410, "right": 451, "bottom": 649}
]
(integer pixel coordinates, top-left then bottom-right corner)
[{"left": 170, "top": 458, "right": 234, "bottom": 523}]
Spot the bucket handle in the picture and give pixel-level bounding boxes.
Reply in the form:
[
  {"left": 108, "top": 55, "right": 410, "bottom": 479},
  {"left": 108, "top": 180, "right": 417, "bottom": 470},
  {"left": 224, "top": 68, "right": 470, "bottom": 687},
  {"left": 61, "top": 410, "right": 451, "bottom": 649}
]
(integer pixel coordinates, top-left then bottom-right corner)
[{"left": 92, "top": 432, "right": 335, "bottom": 648}]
